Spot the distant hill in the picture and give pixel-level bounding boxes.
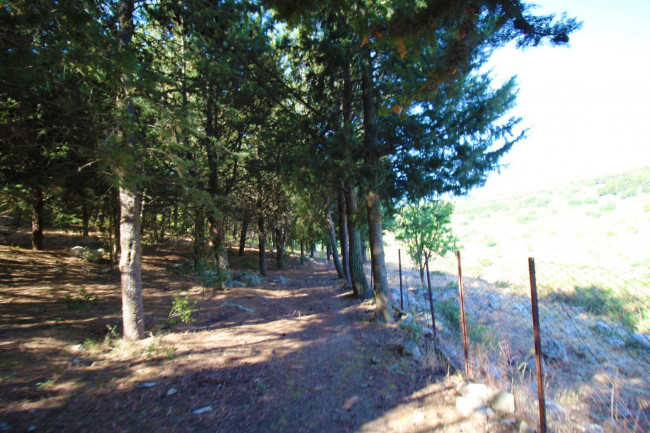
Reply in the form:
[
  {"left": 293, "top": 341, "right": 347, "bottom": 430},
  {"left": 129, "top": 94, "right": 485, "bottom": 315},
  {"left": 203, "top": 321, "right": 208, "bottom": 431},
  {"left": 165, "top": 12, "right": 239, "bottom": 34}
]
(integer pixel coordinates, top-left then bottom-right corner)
[{"left": 451, "top": 166, "right": 650, "bottom": 272}]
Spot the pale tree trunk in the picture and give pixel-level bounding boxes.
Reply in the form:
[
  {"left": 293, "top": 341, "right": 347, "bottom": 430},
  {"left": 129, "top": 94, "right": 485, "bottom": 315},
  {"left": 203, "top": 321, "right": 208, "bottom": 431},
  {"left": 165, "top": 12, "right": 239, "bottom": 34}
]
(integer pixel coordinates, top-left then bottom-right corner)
[
  {"left": 326, "top": 202, "right": 344, "bottom": 278},
  {"left": 366, "top": 192, "right": 392, "bottom": 322},
  {"left": 31, "top": 186, "right": 44, "bottom": 250},
  {"left": 345, "top": 182, "right": 370, "bottom": 298},
  {"left": 361, "top": 41, "right": 392, "bottom": 322},
  {"left": 257, "top": 201, "right": 267, "bottom": 276},
  {"left": 238, "top": 213, "right": 249, "bottom": 256},
  {"left": 193, "top": 207, "right": 205, "bottom": 270},
  {"left": 117, "top": 0, "right": 144, "bottom": 340},
  {"left": 209, "top": 216, "right": 229, "bottom": 272},
  {"left": 337, "top": 187, "right": 351, "bottom": 288},
  {"left": 118, "top": 175, "right": 145, "bottom": 339}
]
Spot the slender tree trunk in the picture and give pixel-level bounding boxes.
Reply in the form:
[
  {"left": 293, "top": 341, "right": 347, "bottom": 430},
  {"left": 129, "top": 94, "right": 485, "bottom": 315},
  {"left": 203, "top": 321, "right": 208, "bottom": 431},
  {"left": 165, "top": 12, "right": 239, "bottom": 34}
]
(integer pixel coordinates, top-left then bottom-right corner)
[
  {"left": 310, "top": 243, "right": 315, "bottom": 258},
  {"left": 300, "top": 240, "right": 305, "bottom": 264},
  {"left": 257, "top": 207, "right": 267, "bottom": 276},
  {"left": 366, "top": 192, "right": 392, "bottom": 322},
  {"left": 158, "top": 210, "right": 167, "bottom": 243},
  {"left": 118, "top": 173, "right": 145, "bottom": 339},
  {"left": 326, "top": 243, "right": 331, "bottom": 262},
  {"left": 31, "top": 186, "right": 44, "bottom": 250},
  {"left": 116, "top": 0, "right": 144, "bottom": 340},
  {"left": 344, "top": 182, "right": 370, "bottom": 298},
  {"left": 209, "top": 216, "right": 229, "bottom": 272},
  {"left": 326, "top": 202, "right": 344, "bottom": 278},
  {"left": 337, "top": 186, "right": 352, "bottom": 288},
  {"left": 193, "top": 207, "right": 205, "bottom": 270},
  {"left": 81, "top": 195, "right": 90, "bottom": 237},
  {"left": 239, "top": 213, "right": 249, "bottom": 256},
  {"left": 275, "top": 228, "right": 285, "bottom": 270}
]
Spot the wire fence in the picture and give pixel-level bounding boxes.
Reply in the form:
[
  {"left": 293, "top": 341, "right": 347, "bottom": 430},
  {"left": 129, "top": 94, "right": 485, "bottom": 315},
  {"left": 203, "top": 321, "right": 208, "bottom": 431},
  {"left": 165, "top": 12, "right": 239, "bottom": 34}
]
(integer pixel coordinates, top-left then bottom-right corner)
[{"left": 380, "top": 249, "right": 650, "bottom": 433}]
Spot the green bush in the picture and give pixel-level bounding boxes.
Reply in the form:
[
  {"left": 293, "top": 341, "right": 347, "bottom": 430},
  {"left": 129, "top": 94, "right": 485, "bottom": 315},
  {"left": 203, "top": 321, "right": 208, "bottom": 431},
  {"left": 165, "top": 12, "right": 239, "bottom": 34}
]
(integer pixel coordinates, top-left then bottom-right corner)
[
  {"left": 599, "top": 202, "right": 616, "bottom": 212},
  {"left": 169, "top": 296, "right": 197, "bottom": 325}
]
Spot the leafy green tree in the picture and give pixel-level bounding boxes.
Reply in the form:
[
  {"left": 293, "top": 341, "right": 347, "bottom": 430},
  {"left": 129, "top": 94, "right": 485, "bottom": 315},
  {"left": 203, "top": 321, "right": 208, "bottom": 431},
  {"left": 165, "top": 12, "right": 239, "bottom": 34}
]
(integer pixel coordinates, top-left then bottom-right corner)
[{"left": 395, "top": 202, "right": 458, "bottom": 287}]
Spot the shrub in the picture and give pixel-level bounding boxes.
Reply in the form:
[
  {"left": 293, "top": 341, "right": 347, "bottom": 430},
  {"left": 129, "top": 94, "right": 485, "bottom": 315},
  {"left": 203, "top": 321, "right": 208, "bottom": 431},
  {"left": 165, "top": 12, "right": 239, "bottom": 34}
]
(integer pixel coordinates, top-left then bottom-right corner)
[{"left": 169, "top": 296, "right": 197, "bottom": 325}]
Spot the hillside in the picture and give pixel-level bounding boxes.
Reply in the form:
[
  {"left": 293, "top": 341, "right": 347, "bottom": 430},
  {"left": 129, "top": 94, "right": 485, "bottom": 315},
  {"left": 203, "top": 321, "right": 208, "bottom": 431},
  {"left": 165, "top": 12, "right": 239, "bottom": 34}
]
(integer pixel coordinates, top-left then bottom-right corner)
[{"left": 451, "top": 166, "right": 650, "bottom": 272}]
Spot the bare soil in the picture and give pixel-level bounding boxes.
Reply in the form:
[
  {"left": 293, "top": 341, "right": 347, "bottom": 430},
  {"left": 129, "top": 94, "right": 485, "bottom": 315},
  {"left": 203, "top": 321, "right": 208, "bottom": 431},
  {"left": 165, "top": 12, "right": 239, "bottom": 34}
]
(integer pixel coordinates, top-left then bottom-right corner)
[{"left": 1, "top": 230, "right": 516, "bottom": 433}]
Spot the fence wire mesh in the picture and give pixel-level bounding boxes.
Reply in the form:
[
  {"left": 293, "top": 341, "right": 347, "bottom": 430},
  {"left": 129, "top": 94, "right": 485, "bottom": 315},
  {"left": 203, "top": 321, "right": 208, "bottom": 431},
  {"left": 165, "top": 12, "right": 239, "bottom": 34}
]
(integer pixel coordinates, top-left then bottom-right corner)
[{"left": 381, "top": 247, "right": 649, "bottom": 432}]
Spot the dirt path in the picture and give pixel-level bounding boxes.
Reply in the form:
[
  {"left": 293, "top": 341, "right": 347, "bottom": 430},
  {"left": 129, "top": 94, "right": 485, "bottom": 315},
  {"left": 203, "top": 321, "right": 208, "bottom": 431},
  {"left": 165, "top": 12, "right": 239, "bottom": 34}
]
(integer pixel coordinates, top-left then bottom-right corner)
[{"left": 1, "top": 241, "right": 507, "bottom": 432}]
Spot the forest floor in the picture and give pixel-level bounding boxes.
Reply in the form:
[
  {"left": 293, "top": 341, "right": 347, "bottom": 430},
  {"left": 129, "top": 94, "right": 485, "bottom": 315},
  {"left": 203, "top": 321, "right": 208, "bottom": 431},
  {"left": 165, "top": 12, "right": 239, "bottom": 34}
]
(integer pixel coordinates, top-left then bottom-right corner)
[{"left": 1, "top": 230, "right": 521, "bottom": 433}]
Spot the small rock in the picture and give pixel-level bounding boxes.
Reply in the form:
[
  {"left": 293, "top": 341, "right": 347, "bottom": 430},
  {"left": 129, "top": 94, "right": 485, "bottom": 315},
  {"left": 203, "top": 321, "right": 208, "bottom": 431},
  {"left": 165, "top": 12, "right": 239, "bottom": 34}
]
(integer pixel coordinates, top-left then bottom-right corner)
[
  {"left": 222, "top": 302, "right": 255, "bottom": 313},
  {"left": 402, "top": 341, "right": 421, "bottom": 360},
  {"left": 166, "top": 387, "right": 178, "bottom": 396},
  {"left": 458, "top": 382, "right": 494, "bottom": 401},
  {"left": 456, "top": 396, "right": 487, "bottom": 417},
  {"left": 27, "top": 426, "right": 36, "bottom": 432},
  {"left": 631, "top": 333, "right": 650, "bottom": 349},
  {"left": 545, "top": 400, "right": 566, "bottom": 416},
  {"left": 371, "top": 357, "right": 380, "bottom": 365},
  {"left": 605, "top": 335, "right": 625, "bottom": 348},
  {"left": 542, "top": 339, "right": 568, "bottom": 363},
  {"left": 139, "top": 382, "right": 156, "bottom": 388},
  {"left": 226, "top": 280, "right": 246, "bottom": 288},
  {"left": 272, "top": 276, "right": 288, "bottom": 285},
  {"left": 234, "top": 272, "right": 262, "bottom": 286},
  {"left": 519, "top": 420, "right": 535, "bottom": 433},
  {"left": 583, "top": 423, "right": 603, "bottom": 433},
  {"left": 594, "top": 321, "right": 611, "bottom": 334},
  {"left": 70, "top": 344, "right": 85, "bottom": 352},
  {"left": 193, "top": 406, "right": 212, "bottom": 414},
  {"left": 489, "top": 391, "right": 515, "bottom": 414}
]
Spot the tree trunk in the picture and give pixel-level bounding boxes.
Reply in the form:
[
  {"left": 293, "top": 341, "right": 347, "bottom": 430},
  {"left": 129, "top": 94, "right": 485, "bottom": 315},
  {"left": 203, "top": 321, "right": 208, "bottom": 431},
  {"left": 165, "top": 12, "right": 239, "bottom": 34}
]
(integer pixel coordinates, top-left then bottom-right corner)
[
  {"left": 326, "top": 243, "right": 331, "bottom": 262},
  {"left": 81, "top": 196, "right": 90, "bottom": 237},
  {"left": 31, "top": 186, "right": 44, "bottom": 250},
  {"left": 158, "top": 210, "right": 167, "bottom": 243},
  {"left": 366, "top": 191, "right": 392, "bottom": 322},
  {"left": 275, "top": 228, "right": 285, "bottom": 270},
  {"left": 209, "top": 216, "right": 229, "bottom": 272},
  {"left": 257, "top": 209, "right": 267, "bottom": 277},
  {"left": 360, "top": 40, "right": 392, "bottom": 322},
  {"left": 310, "top": 243, "right": 315, "bottom": 258},
  {"left": 115, "top": 0, "right": 145, "bottom": 340},
  {"left": 300, "top": 240, "right": 305, "bottom": 264},
  {"left": 326, "top": 202, "right": 344, "bottom": 279},
  {"left": 193, "top": 207, "right": 205, "bottom": 270},
  {"left": 337, "top": 186, "right": 352, "bottom": 288},
  {"left": 344, "top": 182, "right": 370, "bottom": 298},
  {"left": 239, "top": 213, "right": 249, "bottom": 256},
  {"left": 118, "top": 175, "right": 145, "bottom": 339}
]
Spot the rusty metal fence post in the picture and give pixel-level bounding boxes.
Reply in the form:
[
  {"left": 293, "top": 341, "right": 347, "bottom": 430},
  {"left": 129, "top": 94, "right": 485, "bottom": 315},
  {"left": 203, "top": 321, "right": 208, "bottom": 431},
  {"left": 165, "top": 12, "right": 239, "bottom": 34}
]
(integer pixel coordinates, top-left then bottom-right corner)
[
  {"left": 456, "top": 251, "right": 470, "bottom": 376},
  {"left": 528, "top": 257, "right": 547, "bottom": 433},
  {"left": 398, "top": 249, "right": 404, "bottom": 310},
  {"left": 424, "top": 252, "right": 437, "bottom": 339}
]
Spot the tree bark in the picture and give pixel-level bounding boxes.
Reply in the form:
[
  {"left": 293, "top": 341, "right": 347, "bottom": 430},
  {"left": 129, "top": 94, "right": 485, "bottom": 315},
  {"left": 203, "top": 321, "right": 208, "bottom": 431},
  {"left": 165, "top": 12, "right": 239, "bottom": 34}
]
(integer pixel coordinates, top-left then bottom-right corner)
[
  {"left": 344, "top": 182, "right": 370, "bottom": 298},
  {"left": 209, "top": 216, "right": 229, "bottom": 272},
  {"left": 366, "top": 191, "right": 392, "bottom": 322},
  {"left": 275, "top": 228, "right": 285, "bottom": 270},
  {"left": 238, "top": 213, "right": 249, "bottom": 256},
  {"left": 81, "top": 195, "right": 90, "bottom": 237},
  {"left": 326, "top": 202, "right": 344, "bottom": 278},
  {"left": 117, "top": 0, "right": 144, "bottom": 340},
  {"left": 337, "top": 187, "right": 351, "bottom": 287},
  {"left": 193, "top": 207, "right": 205, "bottom": 270},
  {"left": 361, "top": 39, "right": 392, "bottom": 322},
  {"left": 257, "top": 205, "right": 267, "bottom": 276},
  {"left": 118, "top": 174, "right": 145, "bottom": 339},
  {"left": 31, "top": 186, "right": 44, "bottom": 250}
]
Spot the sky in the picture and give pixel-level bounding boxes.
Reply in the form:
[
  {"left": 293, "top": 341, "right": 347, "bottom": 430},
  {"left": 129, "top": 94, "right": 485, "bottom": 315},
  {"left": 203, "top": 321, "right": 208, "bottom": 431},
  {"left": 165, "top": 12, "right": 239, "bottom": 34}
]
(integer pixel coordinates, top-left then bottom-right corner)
[{"left": 474, "top": 0, "right": 650, "bottom": 197}]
